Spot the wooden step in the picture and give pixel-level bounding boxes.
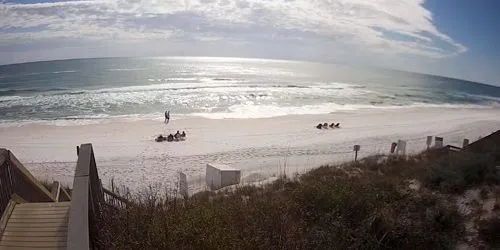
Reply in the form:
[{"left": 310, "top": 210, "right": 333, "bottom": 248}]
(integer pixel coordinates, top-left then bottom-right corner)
[{"left": 0, "top": 202, "right": 70, "bottom": 250}]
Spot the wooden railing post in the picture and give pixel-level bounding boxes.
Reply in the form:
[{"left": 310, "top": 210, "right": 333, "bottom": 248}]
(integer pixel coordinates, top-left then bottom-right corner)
[{"left": 67, "top": 144, "right": 92, "bottom": 250}]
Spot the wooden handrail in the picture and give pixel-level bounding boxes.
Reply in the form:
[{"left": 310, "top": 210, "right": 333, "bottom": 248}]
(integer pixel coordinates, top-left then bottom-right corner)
[
  {"left": 67, "top": 143, "right": 129, "bottom": 249},
  {"left": 0, "top": 149, "right": 56, "bottom": 218},
  {"left": 67, "top": 143, "right": 106, "bottom": 250},
  {"left": 103, "top": 188, "right": 130, "bottom": 208},
  {"left": 59, "top": 185, "right": 71, "bottom": 202}
]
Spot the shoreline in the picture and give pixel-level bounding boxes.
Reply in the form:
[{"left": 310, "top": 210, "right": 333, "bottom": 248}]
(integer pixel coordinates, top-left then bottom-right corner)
[{"left": 1, "top": 107, "right": 500, "bottom": 193}]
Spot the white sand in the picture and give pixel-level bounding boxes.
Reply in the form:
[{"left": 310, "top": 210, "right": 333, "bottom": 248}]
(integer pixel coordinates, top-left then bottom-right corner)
[{"left": 1, "top": 107, "right": 500, "bottom": 193}]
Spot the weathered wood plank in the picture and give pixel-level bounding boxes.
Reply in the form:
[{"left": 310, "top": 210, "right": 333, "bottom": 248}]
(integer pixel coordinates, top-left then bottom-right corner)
[
  {"left": 7, "top": 151, "right": 56, "bottom": 202},
  {"left": 59, "top": 187, "right": 71, "bottom": 202},
  {"left": 15, "top": 202, "right": 70, "bottom": 208},
  {"left": 0, "top": 200, "right": 16, "bottom": 239},
  {"left": 2, "top": 231, "right": 67, "bottom": 237},
  {"left": 11, "top": 208, "right": 70, "bottom": 213},
  {"left": 7, "top": 217, "right": 68, "bottom": 224},
  {"left": 10, "top": 210, "right": 69, "bottom": 217},
  {"left": 5, "top": 222, "right": 67, "bottom": 228},
  {"left": 0, "top": 247, "right": 65, "bottom": 250},
  {"left": 0, "top": 235, "right": 67, "bottom": 242},
  {"left": 9, "top": 213, "right": 68, "bottom": 219},
  {"left": 9, "top": 195, "right": 25, "bottom": 205},
  {"left": 3, "top": 227, "right": 67, "bottom": 233},
  {"left": 0, "top": 240, "right": 66, "bottom": 247},
  {"left": 66, "top": 175, "right": 89, "bottom": 250},
  {"left": 50, "top": 182, "right": 60, "bottom": 202}
]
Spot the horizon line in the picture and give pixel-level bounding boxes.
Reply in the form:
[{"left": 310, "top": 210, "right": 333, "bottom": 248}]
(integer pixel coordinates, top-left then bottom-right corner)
[{"left": 0, "top": 55, "right": 497, "bottom": 88}]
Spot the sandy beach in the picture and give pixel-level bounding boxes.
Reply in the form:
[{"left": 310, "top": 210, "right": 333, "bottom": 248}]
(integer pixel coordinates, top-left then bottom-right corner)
[{"left": 1, "top": 107, "right": 500, "bottom": 193}]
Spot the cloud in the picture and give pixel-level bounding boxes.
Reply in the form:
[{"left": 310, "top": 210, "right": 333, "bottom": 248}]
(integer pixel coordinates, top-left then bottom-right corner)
[{"left": 0, "top": 0, "right": 466, "bottom": 61}]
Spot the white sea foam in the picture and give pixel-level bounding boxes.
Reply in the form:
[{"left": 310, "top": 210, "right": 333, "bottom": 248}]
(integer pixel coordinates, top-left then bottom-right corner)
[
  {"left": 189, "top": 102, "right": 496, "bottom": 119},
  {"left": 51, "top": 70, "right": 76, "bottom": 74},
  {"left": 106, "top": 68, "right": 146, "bottom": 71},
  {"left": 0, "top": 96, "right": 29, "bottom": 102}
]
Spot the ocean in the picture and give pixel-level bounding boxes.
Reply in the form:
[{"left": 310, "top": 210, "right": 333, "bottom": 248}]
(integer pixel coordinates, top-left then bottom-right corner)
[{"left": 1, "top": 57, "right": 500, "bottom": 124}]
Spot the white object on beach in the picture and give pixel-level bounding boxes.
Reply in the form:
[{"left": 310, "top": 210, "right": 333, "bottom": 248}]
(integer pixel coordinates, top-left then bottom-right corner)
[
  {"left": 426, "top": 136, "right": 433, "bottom": 148},
  {"left": 396, "top": 140, "right": 407, "bottom": 155},
  {"left": 206, "top": 163, "right": 241, "bottom": 190},
  {"left": 179, "top": 172, "right": 188, "bottom": 199},
  {"left": 435, "top": 137, "right": 443, "bottom": 148}
]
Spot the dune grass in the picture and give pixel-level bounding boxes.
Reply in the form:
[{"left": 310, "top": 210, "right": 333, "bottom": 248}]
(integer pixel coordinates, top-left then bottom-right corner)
[{"left": 96, "top": 150, "right": 500, "bottom": 249}]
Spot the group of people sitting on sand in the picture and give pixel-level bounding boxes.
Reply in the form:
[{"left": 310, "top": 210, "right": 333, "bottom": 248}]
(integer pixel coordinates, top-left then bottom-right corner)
[
  {"left": 155, "top": 130, "right": 186, "bottom": 142},
  {"left": 316, "top": 122, "right": 340, "bottom": 129}
]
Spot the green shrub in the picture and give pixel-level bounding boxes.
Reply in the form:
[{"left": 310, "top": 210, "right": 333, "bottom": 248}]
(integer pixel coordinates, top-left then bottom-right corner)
[
  {"left": 425, "top": 153, "right": 499, "bottom": 193},
  {"left": 97, "top": 154, "right": 466, "bottom": 249}
]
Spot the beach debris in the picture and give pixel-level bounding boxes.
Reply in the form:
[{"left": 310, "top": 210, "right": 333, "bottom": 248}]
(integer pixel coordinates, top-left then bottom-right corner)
[{"left": 206, "top": 163, "right": 241, "bottom": 190}]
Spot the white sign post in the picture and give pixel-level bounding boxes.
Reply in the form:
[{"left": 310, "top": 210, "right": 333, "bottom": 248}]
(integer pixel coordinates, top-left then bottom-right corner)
[{"left": 396, "top": 140, "right": 407, "bottom": 155}]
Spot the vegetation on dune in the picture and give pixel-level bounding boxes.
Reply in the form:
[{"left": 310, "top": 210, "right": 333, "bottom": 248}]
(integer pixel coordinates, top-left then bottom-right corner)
[{"left": 96, "top": 151, "right": 500, "bottom": 249}]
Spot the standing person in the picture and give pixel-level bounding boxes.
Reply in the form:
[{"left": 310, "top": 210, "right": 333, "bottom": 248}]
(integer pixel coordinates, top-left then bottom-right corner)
[{"left": 164, "top": 110, "right": 170, "bottom": 124}]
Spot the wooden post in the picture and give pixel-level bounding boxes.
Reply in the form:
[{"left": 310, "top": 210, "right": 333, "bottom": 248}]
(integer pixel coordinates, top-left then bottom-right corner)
[
  {"left": 426, "top": 136, "right": 432, "bottom": 151},
  {"left": 390, "top": 142, "right": 397, "bottom": 154},
  {"left": 463, "top": 139, "right": 470, "bottom": 148},
  {"left": 76, "top": 146, "right": 80, "bottom": 156},
  {"left": 435, "top": 137, "right": 443, "bottom": 148},
  {"left": 353, "top": 145, "right": 360, "bottom": 162}
]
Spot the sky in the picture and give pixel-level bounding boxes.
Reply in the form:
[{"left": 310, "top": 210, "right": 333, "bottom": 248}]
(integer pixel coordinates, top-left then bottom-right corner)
[{"left": 0, "top": 0, "right": 499, "bottom": 85}]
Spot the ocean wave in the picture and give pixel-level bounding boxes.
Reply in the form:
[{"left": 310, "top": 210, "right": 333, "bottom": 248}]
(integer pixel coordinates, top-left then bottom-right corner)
[
  {"left": 189, "top": 102, "right": 496, "bottom": 119},
  {"left": 166, "top": 77, "right": 198, "bottom": 81},
  {"left": 51, "top": 70, "right": 76, "bottom": 74},
  {"left": 0, "top": 96, "right": 30, "bottom": 102},
  {"left": 106, "top": 68, "right": 146, "bottom": 72},
  {"left": 0, "top": 87, "right": 68, "bottom": 95}
]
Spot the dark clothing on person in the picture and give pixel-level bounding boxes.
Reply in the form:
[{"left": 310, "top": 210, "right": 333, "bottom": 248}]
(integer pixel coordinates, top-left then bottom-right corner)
[
  {"left": 167, "top": 134, "right": 174, "bottom": 142},
  {"left": 165, "top": 111, "right": 170, "bottom": 123}
]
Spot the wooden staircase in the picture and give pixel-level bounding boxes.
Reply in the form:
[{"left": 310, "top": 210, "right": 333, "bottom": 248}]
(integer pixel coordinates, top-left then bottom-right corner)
[
  {"left": 0, "top": 202, "right": 70, "bottom": 249},
  {"left": 0, "top": 144, "right": 128, "bottom": 249}
]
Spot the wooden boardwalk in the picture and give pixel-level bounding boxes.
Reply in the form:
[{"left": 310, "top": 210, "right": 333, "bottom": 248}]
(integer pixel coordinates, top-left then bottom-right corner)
[
  {"left": 0, "top": 144, "right": 128, "bottom": 249},
  {"left": 0, "top": 202, "right": 70, "bottom": 249}
]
